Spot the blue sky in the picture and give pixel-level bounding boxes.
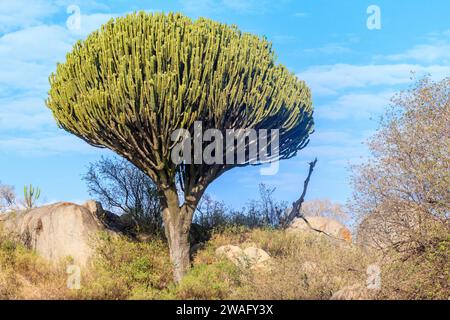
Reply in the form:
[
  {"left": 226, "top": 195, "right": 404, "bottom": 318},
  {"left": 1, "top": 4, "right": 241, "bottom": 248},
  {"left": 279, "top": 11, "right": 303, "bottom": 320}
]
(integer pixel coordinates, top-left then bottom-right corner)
[{"left": 0, "top": 0, "right": 449, "bottom": 209}]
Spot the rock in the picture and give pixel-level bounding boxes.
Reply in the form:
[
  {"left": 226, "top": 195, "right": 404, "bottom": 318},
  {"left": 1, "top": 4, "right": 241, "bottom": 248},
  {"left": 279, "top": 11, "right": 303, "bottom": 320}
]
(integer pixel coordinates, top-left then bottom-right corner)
[
  {"left": 242, "top": 247, "right": 271, "bottom": 268},
  {"left": 301, "top": 261, "right": 318, "bottom": 274},
  {"left": 215, "top": 245, "right": 243, "bottom": 265},
  {"left": 330, "top": 283, "right": 369, "bottom": 300},
  {"left": 215, "top": 245, "right": 271, "bottom": 269},
  {"left": 287, "top": 216, "right": 352, "bottom": 242},
  {"left": 0, "top": 201, "right": 120, "bottom": 267}
]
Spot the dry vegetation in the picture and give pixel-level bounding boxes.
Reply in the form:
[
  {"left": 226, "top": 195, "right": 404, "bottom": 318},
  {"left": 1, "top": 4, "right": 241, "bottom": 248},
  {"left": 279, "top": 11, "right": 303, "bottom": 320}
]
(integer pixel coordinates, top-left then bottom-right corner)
[
  {"left": 0, "top": 226, "right": 447, "bottom": 300},
  {"left": 0, "top": 78, "right": 448, "bottom": 300}
]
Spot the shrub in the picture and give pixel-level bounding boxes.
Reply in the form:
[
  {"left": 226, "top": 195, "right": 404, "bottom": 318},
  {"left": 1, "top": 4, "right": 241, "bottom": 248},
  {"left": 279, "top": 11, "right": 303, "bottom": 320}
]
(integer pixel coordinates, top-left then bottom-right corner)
[
  {"left": 0, "top": 233, "right": 70, "bottom": 299},
  {"left": 174, "top": 261, "right": 241, "bottom": 300},
  {"left": 79, "top": 233, "right": 173, "bottom": 299},
  {"left": 379, "top": 234, "right": 449, "bottom": 299}
]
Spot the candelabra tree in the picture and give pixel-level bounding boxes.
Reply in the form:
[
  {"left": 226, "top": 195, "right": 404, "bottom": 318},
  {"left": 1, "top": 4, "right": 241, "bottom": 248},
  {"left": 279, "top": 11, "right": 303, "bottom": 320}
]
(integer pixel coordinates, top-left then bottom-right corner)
[{"left": 46, "top": 12, "right": 314, "bottom": 282}]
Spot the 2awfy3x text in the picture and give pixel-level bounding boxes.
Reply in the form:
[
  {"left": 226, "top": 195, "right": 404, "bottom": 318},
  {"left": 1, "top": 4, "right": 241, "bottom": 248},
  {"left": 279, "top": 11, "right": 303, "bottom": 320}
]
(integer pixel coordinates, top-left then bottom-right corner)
[{"left": 176, "top": 304, "right": 274, "bottom": 317}]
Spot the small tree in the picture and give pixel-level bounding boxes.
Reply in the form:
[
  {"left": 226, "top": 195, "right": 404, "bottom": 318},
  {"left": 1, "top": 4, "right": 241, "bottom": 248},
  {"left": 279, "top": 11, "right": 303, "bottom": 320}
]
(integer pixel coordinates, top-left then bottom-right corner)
[
  {"left": 351, "top": 77, "right": 449, "bottom": 252},
  {"left": 0, "top": 182, "right": 16, "bottom": 212},
  {"left": 46, "top": 12, "right": 314, "bottom": 281},
  {"left": 83, "top": 156, "right": 162, "bottom": 234}
]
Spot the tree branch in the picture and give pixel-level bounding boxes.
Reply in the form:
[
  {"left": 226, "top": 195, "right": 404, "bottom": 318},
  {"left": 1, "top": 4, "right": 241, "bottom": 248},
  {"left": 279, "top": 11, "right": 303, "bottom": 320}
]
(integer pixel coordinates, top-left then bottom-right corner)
[{"left": 283, "top": 158, "right": 317, "bottom": 227}]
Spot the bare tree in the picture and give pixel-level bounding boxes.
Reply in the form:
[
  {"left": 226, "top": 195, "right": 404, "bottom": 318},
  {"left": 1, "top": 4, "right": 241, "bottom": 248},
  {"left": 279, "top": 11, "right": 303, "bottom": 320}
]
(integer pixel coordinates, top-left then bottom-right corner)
[
  {"left": 283, "top": 158, "right": 317, "bottom": 227},
  {"left": 0, "top": 182, "right": 16, "bottom": 212},
  {"left": 351, "top": 77, "right": 449, "bottom": 252},
  {"left": 83, "top": 157, "right": 163, "bottom": 234}
]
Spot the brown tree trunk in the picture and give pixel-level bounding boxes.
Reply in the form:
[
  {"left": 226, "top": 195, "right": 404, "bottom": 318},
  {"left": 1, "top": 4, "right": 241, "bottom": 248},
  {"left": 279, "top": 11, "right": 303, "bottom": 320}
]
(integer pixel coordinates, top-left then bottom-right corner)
[
  {"left": 163, "top": 207, "right": 192, "bottom": 283},
  {"left": 161, "top": 186, "right": 197, "bottom": 283}
]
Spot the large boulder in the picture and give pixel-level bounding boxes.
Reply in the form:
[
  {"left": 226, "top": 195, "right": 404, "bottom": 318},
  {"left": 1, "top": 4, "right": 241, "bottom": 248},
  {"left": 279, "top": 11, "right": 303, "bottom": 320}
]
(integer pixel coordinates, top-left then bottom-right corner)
[
  {"left": 215, "top": 245, "right": 271, "bottom": 269},
  {"left": 287, "top": 216, "right": 352, "bottom": 243},
  {"left": 0, "top": 201, "right": 119, "bottom": 267}
]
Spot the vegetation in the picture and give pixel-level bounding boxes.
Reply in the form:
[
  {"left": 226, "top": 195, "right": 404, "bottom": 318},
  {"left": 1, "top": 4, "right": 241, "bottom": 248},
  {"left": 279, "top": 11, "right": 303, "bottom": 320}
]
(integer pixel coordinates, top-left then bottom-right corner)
[
  {"left": 23, "top": 184, "right": 41, "bottom": 210},
  {"left": 352, "top": 77, "right": 449, "bottom": 253},
  {"left": 46, "top": 12, "right": 314, "bottom": 281},
  {"left": 0, "top": 77, "right": 447, "bottom": 300},
  {"left": 83, "top": 157, "right": 163, "bottom": 235},
  {"left": 0, "top": 182, "right": 15, "bottom": 213},
  {"left": 1, "top": 226, "right": 446, "bottom": 300},
  {"left": 0, "top": 233, "right": 69, "bottom": 299}
]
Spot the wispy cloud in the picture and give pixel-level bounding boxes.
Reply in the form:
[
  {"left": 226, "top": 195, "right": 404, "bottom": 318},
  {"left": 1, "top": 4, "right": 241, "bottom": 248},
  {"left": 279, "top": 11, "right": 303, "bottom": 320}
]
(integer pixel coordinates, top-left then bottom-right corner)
[
  {"left": 315, "top": 90, "right": 395, "bottom": 120},
  {"left": 0, "top": 134, "right": 98, "bottom": 156},
  {"left": 302, "top": 43, "right": 351, "bottom": 55},
  {"left": 0, "top": 9, "right": 120, "bottom": 154},
  {"left": 0, "top": 96, "right": 54, "bottom": 132},
  {"left": 375, "top": 29, "right": 450, "bottom": 64},
  {"left": 0, "top": 0, "right": 58, "bottom": 33},
  {"left": 68, "top": 13, "right": 120, "bottom": 37},
  {"left": 380, "top": 43, "right": 450, "bottom": 64},
  {"left": 299, "top": 63, "right": 450, "bottom": 96},
  {"left": 181, "top": 0, "right": 274, "bottom": 15}
]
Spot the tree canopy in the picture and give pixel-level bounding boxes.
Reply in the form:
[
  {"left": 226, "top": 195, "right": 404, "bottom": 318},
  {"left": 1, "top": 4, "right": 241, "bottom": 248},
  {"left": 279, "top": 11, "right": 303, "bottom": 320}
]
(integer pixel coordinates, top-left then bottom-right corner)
[
  {"left": 46, "top": 12, "right": 314, "bottom": 281},
  {"left": 47, "top": 12, "right": 313, "bottom": 193}
]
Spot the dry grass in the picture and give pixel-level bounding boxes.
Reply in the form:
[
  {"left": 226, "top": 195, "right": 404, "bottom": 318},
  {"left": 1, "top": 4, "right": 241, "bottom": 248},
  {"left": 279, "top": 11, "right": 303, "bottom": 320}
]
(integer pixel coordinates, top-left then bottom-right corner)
[
  {"left": 0, "top": 234, "right": 72, "bottom": 299},
  {"left": 191, "top": 228, "right": 375, "bottom": 300},
  {"left": 0, "top": 227, "right": 447, "bottom": 300}
]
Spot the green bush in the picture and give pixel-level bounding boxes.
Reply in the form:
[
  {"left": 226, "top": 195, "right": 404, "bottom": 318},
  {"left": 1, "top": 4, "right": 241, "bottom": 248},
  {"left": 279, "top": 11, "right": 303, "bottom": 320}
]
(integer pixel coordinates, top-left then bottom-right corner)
[
  {"left": 79, "top": 233, "right": 173, "bottom": 299},
  {"left": 174, "top": 261, "right": 241, "bottom": 300}
]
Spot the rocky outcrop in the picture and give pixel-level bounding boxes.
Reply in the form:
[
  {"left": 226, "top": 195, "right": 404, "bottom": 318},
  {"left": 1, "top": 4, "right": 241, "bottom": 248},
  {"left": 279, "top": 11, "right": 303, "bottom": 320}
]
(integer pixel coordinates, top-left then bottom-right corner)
[
  {"left": 215, "top": 245, "right": 271, "bottom": 269},
  {"left": 287, "top": 216, "right": 352, "bottom": 242},
  {"left": 0, "top": 201, "right": 120, "bottom": 267}
]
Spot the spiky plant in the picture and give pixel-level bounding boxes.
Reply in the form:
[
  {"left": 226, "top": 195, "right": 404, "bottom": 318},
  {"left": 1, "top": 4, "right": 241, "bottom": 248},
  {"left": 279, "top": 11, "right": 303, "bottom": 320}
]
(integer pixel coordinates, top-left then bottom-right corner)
[
  {"left": 23, "top": 184, "right": 41, "bottom": 209},
  {"left": 46, "top": 12, "right": 314, "bottom": 281}
]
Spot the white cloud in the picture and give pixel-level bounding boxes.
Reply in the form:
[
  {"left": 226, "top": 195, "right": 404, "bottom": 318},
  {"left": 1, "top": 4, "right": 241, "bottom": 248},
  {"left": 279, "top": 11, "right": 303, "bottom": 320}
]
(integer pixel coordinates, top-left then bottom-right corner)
[
  {"left": 377, "top": 30, "right": 450, "bottom": 64},
  {"left": 0, "top": 25, "right": 72, "bottom": 63},
  {"left": 0, "top": 12, "right": 119, "bottom": 154},
  {"left": 181, "top": 0, "right": 272, "bottom": 15},
  {"left": 0, "top": 12, "right": 119, "bottom": 101},
  {"left": 0, "top": 134, "right": 97, "bottom": 156},
  {"left": 315, "top": 91, "right": 395, "bottom": 120},
  {"left": 0, "top": 25, "right": 72, "bottom": 95},
  {"left": 0, "top": 96, "right": 53, "bottom": 132},
  {"left": 0, "top": 0, "right": 58, "bottom": 33},
  {"left": 381, "top": 42, "right": 450, "bottom": 64},
  {"left": 302, "top": 43, "right": 351, "bottom": 55},
  {"left": 299, "top": 64, "right": 450, "bottom": 96}
]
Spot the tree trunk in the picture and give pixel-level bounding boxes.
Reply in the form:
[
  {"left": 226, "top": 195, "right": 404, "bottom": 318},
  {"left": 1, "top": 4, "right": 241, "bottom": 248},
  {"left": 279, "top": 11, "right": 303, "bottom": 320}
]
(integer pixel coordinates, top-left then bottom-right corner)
[
  {"left": 163, "top": 206, "right": 192, "bottom": 283},
  {"left": 161, "top": 186, "right": 197, "bottom": 283}
]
